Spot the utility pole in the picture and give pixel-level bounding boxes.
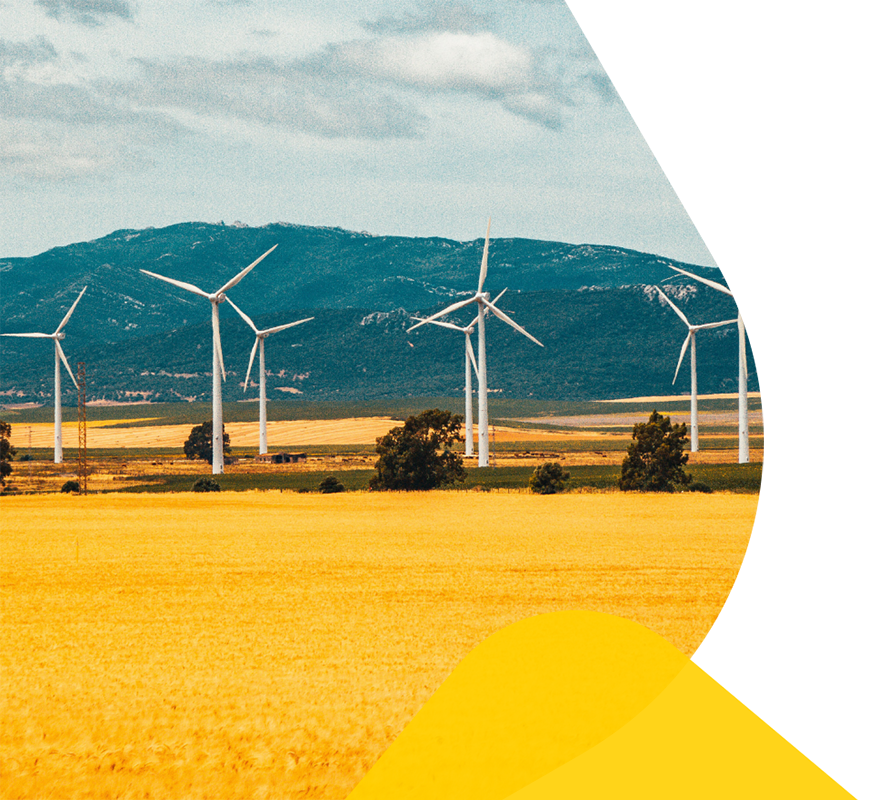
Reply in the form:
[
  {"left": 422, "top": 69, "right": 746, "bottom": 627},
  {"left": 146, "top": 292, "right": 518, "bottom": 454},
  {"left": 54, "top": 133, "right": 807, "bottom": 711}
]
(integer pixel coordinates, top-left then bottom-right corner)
[{"left": 77, "top": 362, "right": 87, "bottom": 494}]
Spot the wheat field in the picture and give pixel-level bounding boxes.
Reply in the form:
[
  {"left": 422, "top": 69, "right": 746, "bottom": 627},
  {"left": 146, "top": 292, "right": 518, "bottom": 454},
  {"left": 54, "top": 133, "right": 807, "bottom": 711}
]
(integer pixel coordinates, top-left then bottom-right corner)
[{"left": 0, "top": 491, "right": 756, "bottom": 799}]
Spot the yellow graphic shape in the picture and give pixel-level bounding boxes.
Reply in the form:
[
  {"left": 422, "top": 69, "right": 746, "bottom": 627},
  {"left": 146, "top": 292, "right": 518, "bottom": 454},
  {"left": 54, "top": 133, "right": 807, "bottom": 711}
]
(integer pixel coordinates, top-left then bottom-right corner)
[{"left": 349, "top": 611, "right": 850, "bottom": 799}]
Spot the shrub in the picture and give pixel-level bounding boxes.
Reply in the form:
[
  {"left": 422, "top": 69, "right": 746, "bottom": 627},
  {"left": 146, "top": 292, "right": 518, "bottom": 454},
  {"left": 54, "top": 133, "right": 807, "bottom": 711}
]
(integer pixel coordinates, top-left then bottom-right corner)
[
  {"left": 687, "top": 481, "right": 713, "bottom": 493},
  {"left": 18, "top": 453, "right": 31, "bottom": 462},
  {"left": 60, "top": 480, "right": 81, "bottom": 494},
  {"left": 529, "top": 462, "right": 571, "bottom": 494},
  {"left": 317, "top": 476, "right": 345, "bottom": 494},
  {"left": 192, "top": 477, "right": 221, "bottom": 493}
]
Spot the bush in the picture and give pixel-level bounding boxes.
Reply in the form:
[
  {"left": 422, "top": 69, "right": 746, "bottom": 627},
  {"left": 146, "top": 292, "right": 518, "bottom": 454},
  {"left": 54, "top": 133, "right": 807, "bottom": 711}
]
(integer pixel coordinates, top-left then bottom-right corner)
[
  {"left": 192, "top": 477, "right": 221, "bottom": 492},
  {"left": 619, "top": 410, "right": 692, "bottom": 492},
  {"left": 60, "top": 480, "right": 81, "bottom": 494},
  {"left": 687, "top": 481, "right": 713, "bottom": 493},
  {"left": 317, "top": 476, "right": 345, "bottom": 493},
  {"left": 529, "top": 462, "right": 571, "bottom": 494},
  {"left": 18, "top": 453, "right": 31, "bottom": 462}
]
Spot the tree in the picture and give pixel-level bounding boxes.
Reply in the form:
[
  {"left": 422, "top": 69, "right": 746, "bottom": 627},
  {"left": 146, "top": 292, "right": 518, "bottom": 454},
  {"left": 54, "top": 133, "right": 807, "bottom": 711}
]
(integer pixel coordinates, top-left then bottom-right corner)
[
  {"left": 183, "top": 421, "right": 230, "bottom": 463},
  {"left": 0, "top": 421, "right": 15, "bottom": 488},
  {"left": 192, "top": 477, "right": 221, "bottom": 492},
  {"left": 317, "top": 475, "right": 345, "bottom": 493},
  {"left": 370, "top": 408, "right": 466, "bottom": 491},
  {"left": 619, "top": 410, "right": 692, "bottom": 492},
  {"left": 60, "top": 480, "right": 80, "bottom": 494},
  {"left": 529, "top": 462, "right": 570, "bottom": 494}
]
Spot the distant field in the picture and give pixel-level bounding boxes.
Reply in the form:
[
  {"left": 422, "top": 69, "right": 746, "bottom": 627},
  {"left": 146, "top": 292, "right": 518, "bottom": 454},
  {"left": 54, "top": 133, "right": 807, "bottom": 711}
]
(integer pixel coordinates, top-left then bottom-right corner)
[
  {"left": 0, "top": 491, "right": 757, "bottom": 799},
  {"left": 0, "top": 395, "right": 763, "bottom": 426}
]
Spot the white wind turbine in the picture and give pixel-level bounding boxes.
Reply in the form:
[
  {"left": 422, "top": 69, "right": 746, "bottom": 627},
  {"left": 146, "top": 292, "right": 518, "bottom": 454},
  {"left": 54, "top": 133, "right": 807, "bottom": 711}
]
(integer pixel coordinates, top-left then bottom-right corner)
[
  {"left": 224, "top": 297, "right": 313, "bottom": 455},
  {"left": 410, "top": 289, "right": 508, "bottom": 458},
  {"left": 1, "top": 286, "right": 87, "bottom": 464},
  {"left": 666, "top": 265, "right": 751, "bottom": 463},
  {"left": 654, "top": 287, "right": 737, "bottom": 452},
  {"left": 141, "top": 245, "right": 278, "bottom": 474},
  {"left": 408, "top": 220, "right": 543, "bottom": 467}
]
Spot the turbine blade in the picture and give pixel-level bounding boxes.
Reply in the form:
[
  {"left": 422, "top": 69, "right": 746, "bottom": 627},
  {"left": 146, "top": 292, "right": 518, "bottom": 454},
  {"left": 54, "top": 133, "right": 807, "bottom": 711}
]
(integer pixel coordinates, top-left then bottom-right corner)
[
  {"left": 482, "top": 298, "right": 543, "bottom": 347},
  {"left": 668, "top": 265, "right": 734, "bottom": 296},
  {"left": 262, "top": 317, "right": 314, "bottom": 336},
  {"left": 407, "top": 296, "right": 477, "bottom": 332},
  {"left": 56, "top": 340, "right": 78, "bottom": 388},
  {"left": 141, "top": 269, "right": 211, "bottom": 299},
  {"left": 212, "top": 304, "right": 226, "bottom": 381},
  {"left": 694, "top": 318, "right": 739, "bottom": 330},
  {"left": 673, "top": 333, "right": 692, "bottom": 385},
  {"left": 224, "top": 296, "right": 258, "bottom": 332},
  {"left": 466, "top": 334, "right": 479, "bottom": 373},
  {"left": 413, "top": 317, "right": 467, "bottom": 332},
  {"left": 493, "top": 287, "right": 508, "bottom": 304},
  {"left": 477, "top": 218, "right": 491, "bottom": 294},
  {"left": 1, "top": 332, "right": 53, "bottom": 338},
  {"left": 218, "top": 244, "right": 278, "bottom": 294},
  {"left": 654, "top": 286, "right": 690, "bottom": 326},
  {"left": 54, "top": 286, "right": 87, "bottom": 334},
  {"left": 244, "top": 337, "right": 259, "bottom": 393}
]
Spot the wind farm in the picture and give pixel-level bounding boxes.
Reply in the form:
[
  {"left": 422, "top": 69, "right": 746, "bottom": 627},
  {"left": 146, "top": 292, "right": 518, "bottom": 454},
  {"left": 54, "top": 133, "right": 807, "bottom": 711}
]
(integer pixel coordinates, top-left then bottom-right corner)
[
  {"left": 0, "top": 224, "right": 761, "bottom": 800},
  {"left": 407, "top": 221, "right": 544, "bottom": 467},
  {"left": 140, "top": 245, "right": 278, "bottom": 473}
]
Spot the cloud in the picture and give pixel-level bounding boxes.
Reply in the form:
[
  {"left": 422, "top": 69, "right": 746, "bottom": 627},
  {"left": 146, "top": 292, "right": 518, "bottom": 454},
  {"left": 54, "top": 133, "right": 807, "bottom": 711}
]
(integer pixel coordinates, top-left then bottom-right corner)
[
  {"left": 0, "top": 35, "right": 181, "bottom": 179},
  {"left": 114, "top": 56, "right": 427, "bottom": 139},
  {"left": 311, "top": 32, "right": 534, "bottom": 94},
  {"left": 363, "top": 2, "right": 492, "bottom": 35},
  {"left": 34, "top": 0, "right": 135, "bottom": 27},
  {"left": 0, "top": 35, "right": 57, "bottom": 66}
]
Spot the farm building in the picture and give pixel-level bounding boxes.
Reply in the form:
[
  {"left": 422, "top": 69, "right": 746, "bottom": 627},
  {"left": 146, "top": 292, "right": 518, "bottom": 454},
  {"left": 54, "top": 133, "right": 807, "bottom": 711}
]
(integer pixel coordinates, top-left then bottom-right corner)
[{"left": 254, "top": 452, "right": 307, "bottom": 465}]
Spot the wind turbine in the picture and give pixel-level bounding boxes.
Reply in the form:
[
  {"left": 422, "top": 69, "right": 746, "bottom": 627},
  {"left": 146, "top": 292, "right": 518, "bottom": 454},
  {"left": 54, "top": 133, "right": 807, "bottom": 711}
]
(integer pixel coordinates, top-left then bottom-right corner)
[
  {"left": 408, "top": 220, "right": 543, "bottom": 467},
  {"left": 1, "top": 286, "right": 87, "bottom": 464},
  {"left": 224, "top": 297, "right": 313, "bottom": 455},
  {"left": 666, "top": 265, "right": 751, "bottom": 463},
  {"left": 141, "top": 245, "right": 277, "bottom": 474},
  {"left": 410, "top": 289, "right": 508, "bottom": 458},
  {"left": 654, "top": 287, "right": 737, "bottom": 452}
]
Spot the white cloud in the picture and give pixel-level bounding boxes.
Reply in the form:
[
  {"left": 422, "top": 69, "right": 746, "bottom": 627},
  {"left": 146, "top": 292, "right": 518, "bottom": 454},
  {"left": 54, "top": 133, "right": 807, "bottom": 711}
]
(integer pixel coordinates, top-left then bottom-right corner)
[{"left": 338, "top": 32, "right": 533, "bottom": 93}]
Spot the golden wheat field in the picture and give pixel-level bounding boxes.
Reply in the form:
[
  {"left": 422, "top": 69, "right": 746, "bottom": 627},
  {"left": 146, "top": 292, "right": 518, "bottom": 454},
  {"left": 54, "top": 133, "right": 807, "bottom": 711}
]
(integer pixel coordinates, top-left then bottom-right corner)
[
  {"left": 13, "top": 417, "right": 617, "bottom": 449},
  {"left": 0, "top": 492, "right": 757, "bottom": 799}
]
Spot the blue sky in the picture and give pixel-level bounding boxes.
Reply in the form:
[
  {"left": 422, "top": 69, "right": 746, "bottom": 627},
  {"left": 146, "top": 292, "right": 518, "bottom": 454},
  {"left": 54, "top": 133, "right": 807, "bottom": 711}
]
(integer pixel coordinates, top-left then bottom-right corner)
[{"left": 1, "top": 0, "right": 714, "bottom": 264}]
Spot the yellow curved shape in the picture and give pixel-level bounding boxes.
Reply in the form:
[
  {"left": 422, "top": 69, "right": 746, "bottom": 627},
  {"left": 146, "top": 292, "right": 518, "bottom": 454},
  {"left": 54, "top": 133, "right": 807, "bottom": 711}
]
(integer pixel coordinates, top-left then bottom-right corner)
[{"left": 349, "top": 611, "right": 850, "bottom": 799}]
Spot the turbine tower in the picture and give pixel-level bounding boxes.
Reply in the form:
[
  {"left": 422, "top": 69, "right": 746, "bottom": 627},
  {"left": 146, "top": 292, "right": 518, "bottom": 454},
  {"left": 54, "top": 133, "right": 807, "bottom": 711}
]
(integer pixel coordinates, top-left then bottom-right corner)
[
  {"left": 225, "top": 297, "right": 313, "bottom": 455},
  {"left": 141, "top": 245, "right": 277, "bottom": 474},
  {"left": 1, "top": 286, "right": 87, "bottom": 464},
  {"left": 654, "top": 287, "right": 737, "bottom": 452},
  {"left": 666, "top": 265, "right": 751, "bottom": 463},
  {"left": 408, "top": 220, "right": 542, "bottom": 467}
]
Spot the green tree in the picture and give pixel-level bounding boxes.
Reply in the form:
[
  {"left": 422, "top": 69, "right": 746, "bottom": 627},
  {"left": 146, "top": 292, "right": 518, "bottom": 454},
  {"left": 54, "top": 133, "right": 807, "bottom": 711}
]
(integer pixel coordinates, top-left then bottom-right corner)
[
  {"left": 183, "top": 421, "right": 231, "bottom": 463},
  {"left": 619, "top": 410, "right": 692, "bottom": 492},
  {"left": 370, "top": 408, "right": 466, "bottom": 491},
  {"left": 0, "top": 421, "right": 15, "bottom": 488},
  {"left": 529, "top": 462, "right": 571, "bottom": 494}
]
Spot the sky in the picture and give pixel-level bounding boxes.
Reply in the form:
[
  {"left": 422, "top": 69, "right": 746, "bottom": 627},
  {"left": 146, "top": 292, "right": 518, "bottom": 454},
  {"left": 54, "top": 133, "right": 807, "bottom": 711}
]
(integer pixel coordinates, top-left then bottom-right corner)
[{"left": 0, "top": 0, "right": 714, "bottom": 264}]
